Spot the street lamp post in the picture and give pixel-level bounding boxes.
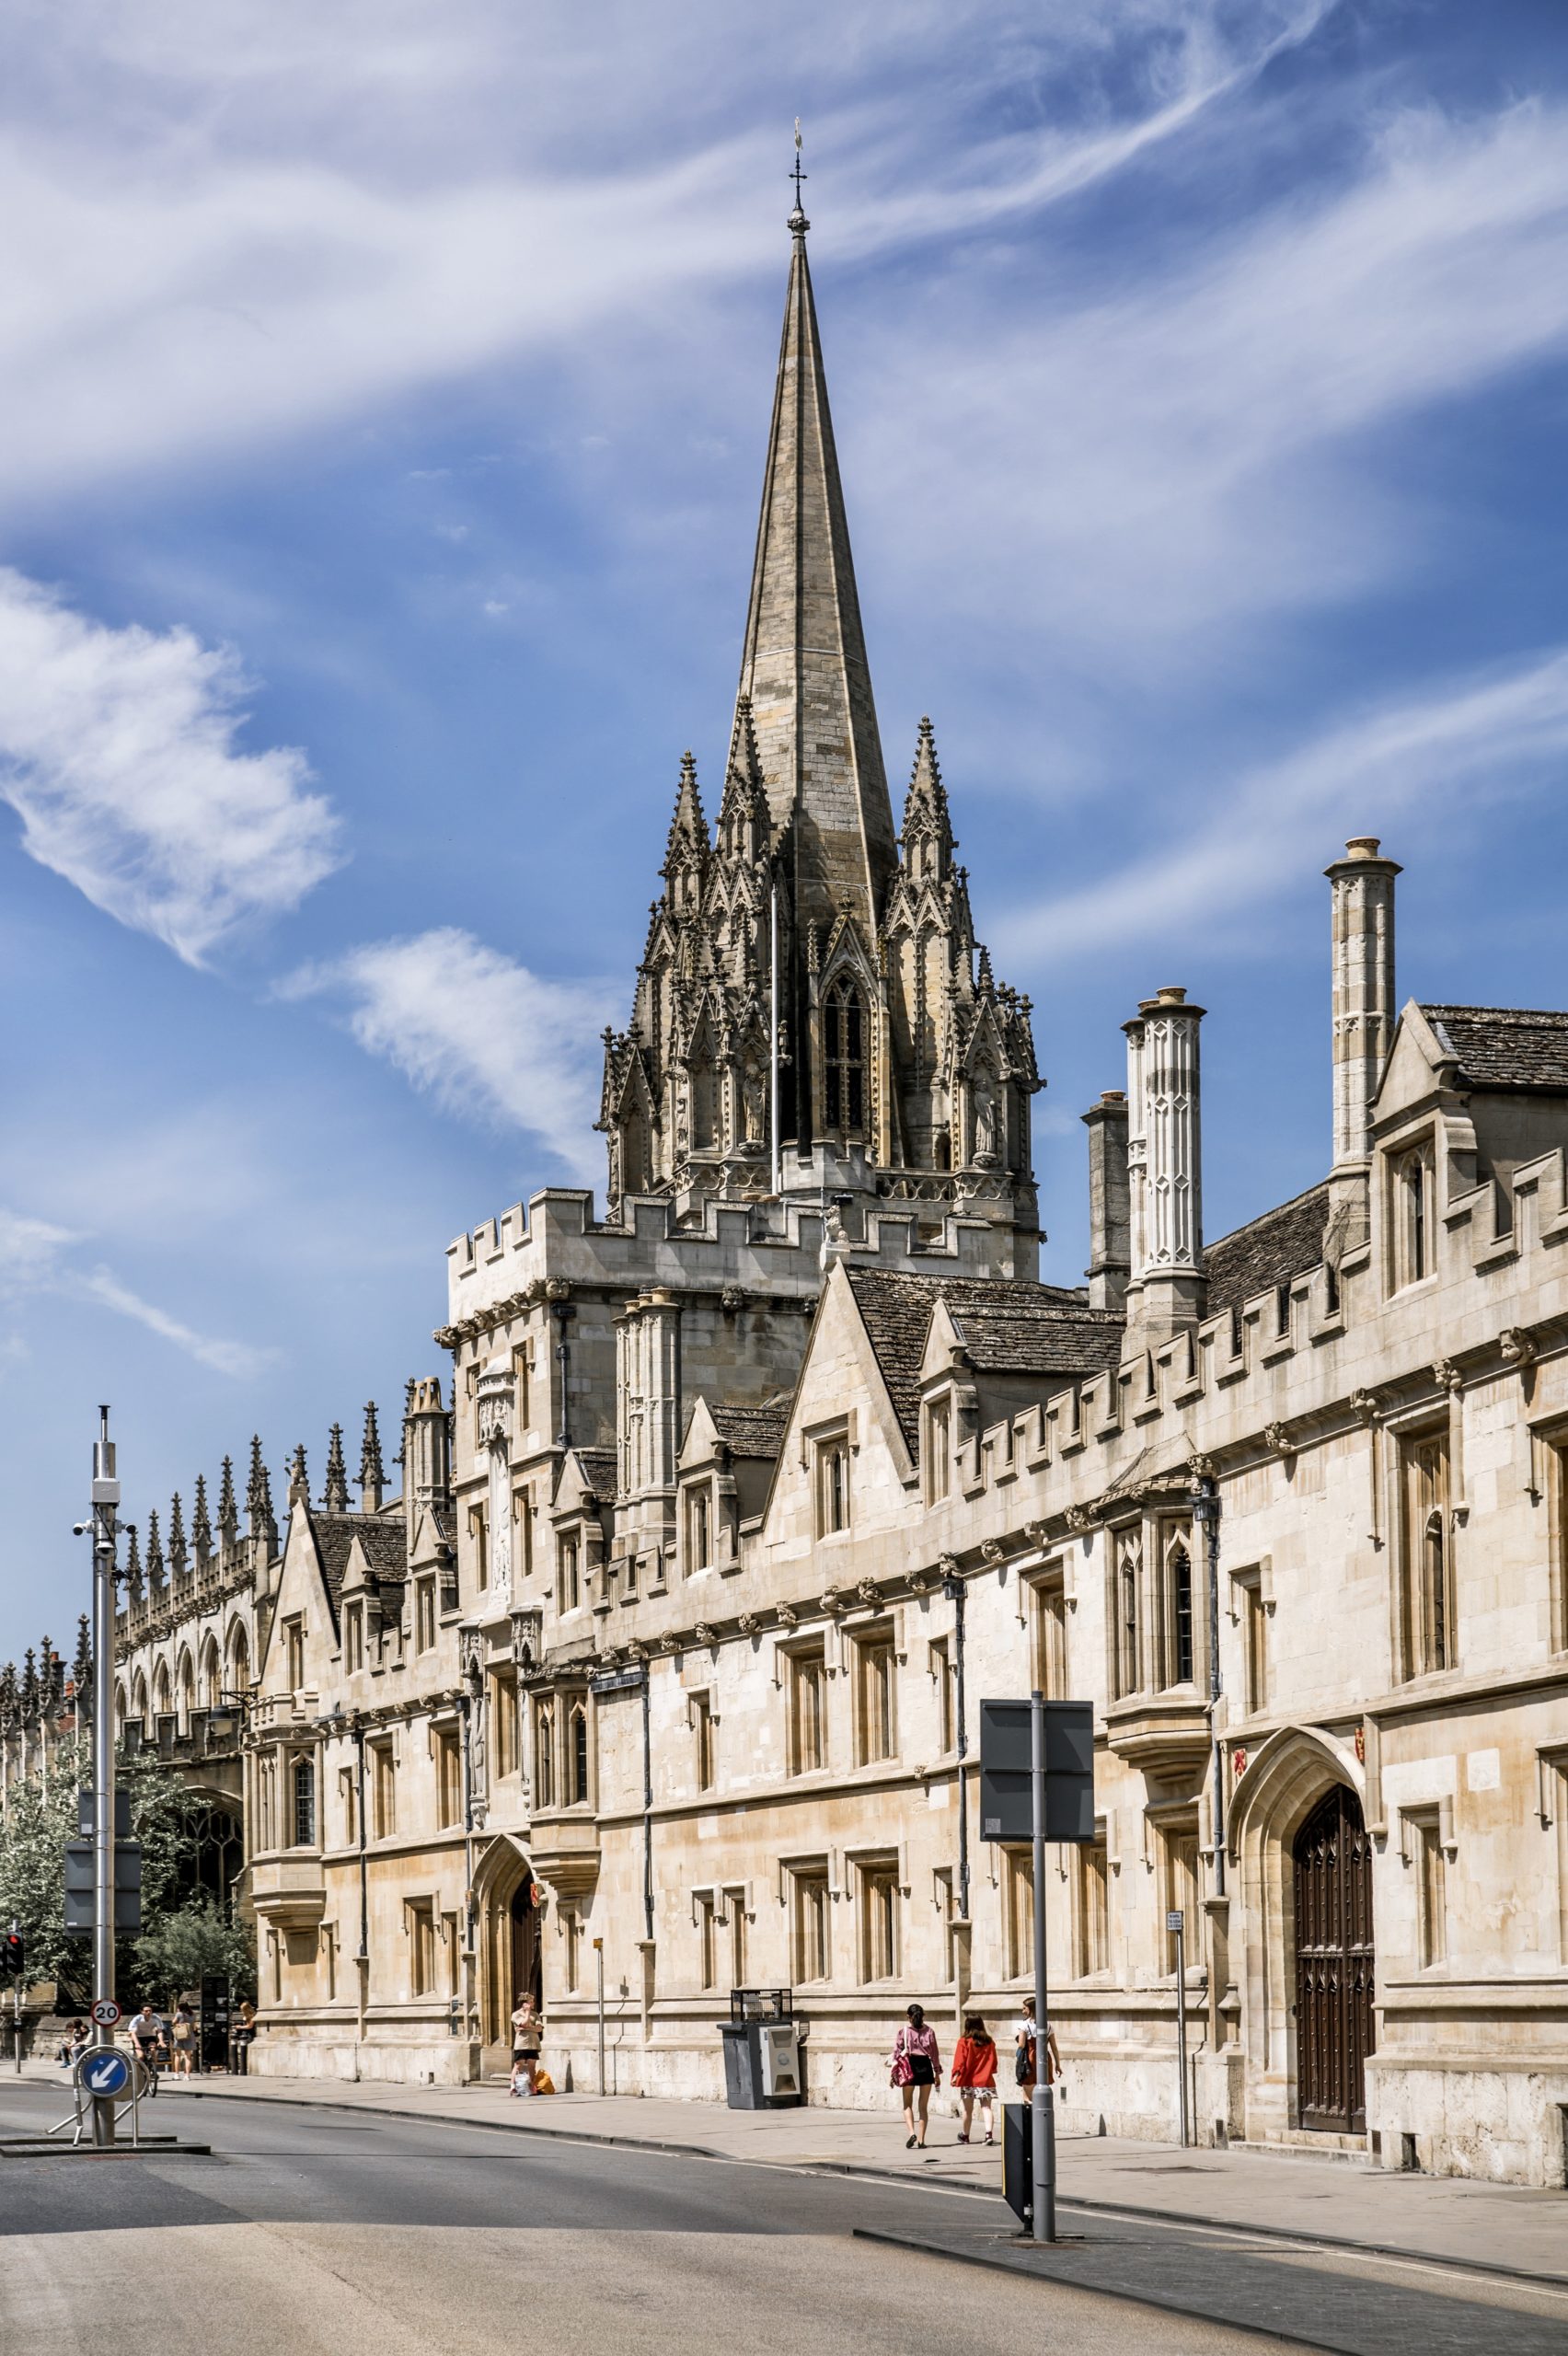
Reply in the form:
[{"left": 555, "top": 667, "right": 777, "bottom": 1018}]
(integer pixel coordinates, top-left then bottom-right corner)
[{"left": 89, "top": 1406, "right": 121, "bottom": 2147}]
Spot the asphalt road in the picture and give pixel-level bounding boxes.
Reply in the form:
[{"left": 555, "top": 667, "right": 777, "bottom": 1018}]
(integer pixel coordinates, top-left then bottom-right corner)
[{"left": 1, "top": 2081, "right": 1563, "bottom": 2356}]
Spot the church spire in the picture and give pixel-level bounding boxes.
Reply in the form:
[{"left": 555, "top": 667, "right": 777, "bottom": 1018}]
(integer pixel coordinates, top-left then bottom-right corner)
[{"left": 735, "top": 190, "right": 897, "bottom": 941}]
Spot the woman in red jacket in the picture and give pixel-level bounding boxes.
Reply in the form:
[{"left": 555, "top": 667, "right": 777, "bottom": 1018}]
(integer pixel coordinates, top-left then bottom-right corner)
[{"left": 951, "top": 2014, "right": 998, "bottom": 2145}]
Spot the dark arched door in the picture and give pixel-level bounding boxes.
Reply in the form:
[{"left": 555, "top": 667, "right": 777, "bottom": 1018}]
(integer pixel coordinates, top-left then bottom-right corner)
[
  {"left": 1294, "top": 1784, "right": 1375, "bottom": 2132},
  {"left": 510, "top": 1880, "right": 540, "bottom": 2012}
]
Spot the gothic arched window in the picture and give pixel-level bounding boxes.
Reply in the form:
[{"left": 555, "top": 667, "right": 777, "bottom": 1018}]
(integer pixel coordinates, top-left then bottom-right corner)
[{"left": 823, "top": 978, "right": 866, "bottom": 1131}]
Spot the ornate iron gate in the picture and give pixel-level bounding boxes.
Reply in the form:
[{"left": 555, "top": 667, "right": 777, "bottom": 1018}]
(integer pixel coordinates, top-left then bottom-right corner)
[{"left": 1294, "top": 1784, "right": 1375, "bottom": 2133}]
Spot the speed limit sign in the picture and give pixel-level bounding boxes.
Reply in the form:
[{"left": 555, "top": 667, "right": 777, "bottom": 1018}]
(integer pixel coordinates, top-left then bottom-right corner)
[{"left": 90, "top": 1997, "right": 121, "bottom": 2027}]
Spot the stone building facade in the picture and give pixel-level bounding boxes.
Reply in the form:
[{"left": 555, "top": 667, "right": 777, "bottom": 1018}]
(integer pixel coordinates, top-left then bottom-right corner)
[{"left": 111, "top": 203, "right": 1568, "bottom": 2188}]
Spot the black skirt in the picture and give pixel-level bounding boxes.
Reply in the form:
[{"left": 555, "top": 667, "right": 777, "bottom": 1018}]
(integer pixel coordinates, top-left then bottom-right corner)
[{"left": 908, "top": 2054, "right": 935, "bottom": 2086}]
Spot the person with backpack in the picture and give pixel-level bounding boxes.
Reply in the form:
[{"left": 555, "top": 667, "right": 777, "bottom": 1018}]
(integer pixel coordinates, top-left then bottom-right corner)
[
  {"left": 890, "top": 2002, "right": 942, "bottom": 2149},
  {"left": 951, "top": 2014, "right": 998, "bottom": 2144},
  {"left": 1013, "top": 1993, "right": 1062, "bottom": 2095}
]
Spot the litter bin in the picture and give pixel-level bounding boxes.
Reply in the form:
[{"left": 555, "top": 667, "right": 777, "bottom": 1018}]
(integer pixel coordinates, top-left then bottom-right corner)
[{"left": 719, "top": 1989, "right": 803, "bottom": 2110}]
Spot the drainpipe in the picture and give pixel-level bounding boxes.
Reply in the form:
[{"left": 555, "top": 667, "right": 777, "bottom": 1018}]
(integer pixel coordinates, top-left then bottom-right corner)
[
  {"left": 352, "top": 1716, "right": 369, "bottom": 2049},
  {"left": 553, "top": 1301, "right": 577, "bottom": 1453},
  {"left": 941, "top": 1565, "right": 970, "bottom": 1919},
  {"left": 641, "top": 1671, "right": 654, "bottom": 1941},
  {"left": 1192, "top": 1476, "right": 1225, "bottom": 1895}
]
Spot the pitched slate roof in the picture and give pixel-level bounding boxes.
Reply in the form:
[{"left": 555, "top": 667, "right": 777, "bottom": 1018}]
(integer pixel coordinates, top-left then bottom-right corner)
[
  {"left": 1204, "top": 1183, "right": 1331, "bottom": 1317},
  {"left": 844, "top": 1267, "right": 1121, "bottom": 1452},
  {"left": 571, "top": 1448, "right": 617, "bottom": 1500},
  {"left": 311, "top": 1510, "right": 408, "bottom": 1620},
  {"left": 1421, "top": 1005, "right": 1568, "bottom": 1093},
  {"left": 708, "top": 1403, "right": 790, "bottom": 1459}
]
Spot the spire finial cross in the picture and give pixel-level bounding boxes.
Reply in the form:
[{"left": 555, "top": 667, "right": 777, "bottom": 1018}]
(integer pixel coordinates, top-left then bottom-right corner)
[{"left": 790, "top": 118, "right": 808, "bottom": 225}]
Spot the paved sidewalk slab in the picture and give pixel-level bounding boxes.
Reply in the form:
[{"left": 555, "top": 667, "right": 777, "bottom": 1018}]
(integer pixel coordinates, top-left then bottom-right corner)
[
  {"left": 857, "top": 2223, "right": 1568, "bottom": 2356},
  {"left": 17, "top": 2062, "right": 1566, "bottom": 2285}
]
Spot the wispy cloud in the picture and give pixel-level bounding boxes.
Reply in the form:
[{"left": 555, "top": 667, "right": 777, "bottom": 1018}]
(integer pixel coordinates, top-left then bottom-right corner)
[
  {"left": 999, "top": 646, "right": 1568, "bottom": 966},
  {"left": 0, "top": 1, "right": 1325, "bottom": 503},
  {"left": 869, "top": 100, "right": 1568, "bottom": 671},
  {"left": 283, "top": 928, "right": 612, "bottom": 1182},
  {"left": 0, "top": 569, "right": 340, "bottom": 964},
  {"left": 0, "top": 1205, "right": 271, "bottom": 1376}
]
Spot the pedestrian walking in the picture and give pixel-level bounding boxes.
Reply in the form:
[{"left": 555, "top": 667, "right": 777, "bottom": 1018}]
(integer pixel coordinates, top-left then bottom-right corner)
[
  {"left": 890, "top": 2002, "right": 941, "bottom": 2149},
  {"left": 951, "top": 2014, "right": 998, "bottom": 2145},
  {"left": 233, "top": 2000, "right": 257, "bottom": 2075},
  {"left": 169, "top": 2003, "right": 197, "bottom": 2077},
  {"left": 1013, "top": 1994, "right": 1062, "bottom": 2095},
  {"left": 509, "top": 1993, "right": 544, "bottom": 2096},
  {"left": 130, "top": 2004, "right": 165, "bottom": 2096}
]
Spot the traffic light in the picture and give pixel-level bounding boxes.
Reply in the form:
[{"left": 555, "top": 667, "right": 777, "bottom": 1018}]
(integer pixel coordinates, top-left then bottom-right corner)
[{"left": 1, "top": 1930, "right": 23, "bottom": 1981}]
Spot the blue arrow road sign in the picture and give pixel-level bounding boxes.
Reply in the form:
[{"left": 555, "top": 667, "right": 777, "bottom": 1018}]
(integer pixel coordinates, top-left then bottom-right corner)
[{"left": 78, "top": 2048, "right": 131, "bottom": 2099}]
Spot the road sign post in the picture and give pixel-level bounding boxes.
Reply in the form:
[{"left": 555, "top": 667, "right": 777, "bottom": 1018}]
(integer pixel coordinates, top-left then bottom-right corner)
[
  {"left": 980, "top": 1696, "right": 1094, "bottom": 2245},
  {"left": 1169, "top": 1910, "right": 1190, "bottom": 2147}
]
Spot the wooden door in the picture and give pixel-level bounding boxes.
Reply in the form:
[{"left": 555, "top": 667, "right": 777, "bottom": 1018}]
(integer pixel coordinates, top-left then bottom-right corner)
[{"left": 1294, "top": 1784, "right": 1375, "bottom": 2133}]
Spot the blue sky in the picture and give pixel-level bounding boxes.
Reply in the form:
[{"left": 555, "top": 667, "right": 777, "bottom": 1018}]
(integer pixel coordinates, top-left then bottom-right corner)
[{"left": 5, "top": 0, "right": 1568, "bottom": 1663}]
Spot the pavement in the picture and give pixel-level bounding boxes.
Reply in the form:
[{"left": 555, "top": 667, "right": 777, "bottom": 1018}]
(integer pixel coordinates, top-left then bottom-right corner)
[
  {"left": 3, "top": 2073, "right": 1568, "bottom": 2353},
  {"left": 27, "top": 2058, "right": 1562, "bottom": 2287}
]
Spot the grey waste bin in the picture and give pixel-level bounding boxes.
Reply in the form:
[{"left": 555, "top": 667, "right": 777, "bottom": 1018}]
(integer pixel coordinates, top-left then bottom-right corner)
[
  {"left": 720, "top": 2021, "right": 761, "bottom": 2109},
  {"left": 719, "top": 1989, "right": 803, "bottom": 2110}
]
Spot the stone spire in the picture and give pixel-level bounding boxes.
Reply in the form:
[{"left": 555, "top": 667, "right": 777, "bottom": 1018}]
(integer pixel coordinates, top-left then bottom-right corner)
[
  {"left": 167, "top": 1492, "right": 189, "bottom": 1582},
  {"left": 192, "top": 1472, "right": 213, "bottom": 1570},
  {"left": 359, "top": 1403, "right": 386, "bottom": 1514},
  {"left": 72, "top": 1615, "right": 92, "bottom": 1707},
  {"left": 217, "top": 1455, "right": 238, "bottom": 1551},
  {"left": 288, "top": 1445, "right": 310, "bottom": 1509},
  {"left": 735, "top": 200, "right": 897, "bottom": 942},
  {"left": 247, "top": 1438, "right": 276, "bottom": 1552},
  {"left": 124, "top": 1518, "right": 143, "bottom": 1601},
  {"left": 145, "top": 1507, "right": 165, "bottom": 1593},
  {"left": 900, "top": 717, "right": 955, "bottom": 885},
  {"left": 324, "top": 1423, "right": 350, "bottom": 1514}
]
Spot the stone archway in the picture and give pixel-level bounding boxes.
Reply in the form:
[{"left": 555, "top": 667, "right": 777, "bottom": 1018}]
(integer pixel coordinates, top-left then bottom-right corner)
[
  {"left": 471, "top": 1833, "right": 539, "bottom": 2073},
  {"left": 1227, "top": 1726, "right": 1368, "bottom": 2144}
]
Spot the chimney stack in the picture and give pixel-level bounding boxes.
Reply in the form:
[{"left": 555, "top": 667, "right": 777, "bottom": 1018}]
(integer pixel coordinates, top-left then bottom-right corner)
[
  {"left": 1124, "top": 987, "right": 1205, "bottom": 1335},
  {"left": 1326, "top": 837, "right": 1400, "bottom": 1244},
  {"left": 1083, "top": 1090, "right": 1131, "bottom": 1312}
]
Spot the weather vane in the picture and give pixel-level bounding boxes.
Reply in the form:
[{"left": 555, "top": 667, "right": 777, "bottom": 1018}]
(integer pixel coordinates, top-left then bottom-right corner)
[{"left": 790, "top": 118, "right": 807, "bottom": 212}]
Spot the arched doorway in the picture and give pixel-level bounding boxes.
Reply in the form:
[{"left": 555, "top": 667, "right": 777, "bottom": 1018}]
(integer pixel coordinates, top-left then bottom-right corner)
[
  {"left": 1293, "top": 1784, "right": 1375, "bottom": 2133},
  {"left": 472, "top": 1836, "right": 541, "bottom": 2071}
]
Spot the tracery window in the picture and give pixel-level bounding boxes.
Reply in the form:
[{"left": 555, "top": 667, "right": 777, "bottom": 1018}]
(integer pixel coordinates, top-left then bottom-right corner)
[{"left": 823, "top": 978, "right": 866, "bottom": 1131}]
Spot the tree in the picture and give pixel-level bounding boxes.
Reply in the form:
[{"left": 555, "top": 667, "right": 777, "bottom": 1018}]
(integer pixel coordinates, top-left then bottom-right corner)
[
  {"left": 0, "top": 1747, "right": 254, "bottom": 2002},
  {"left": 136, "top": 1900, "right": 255, "bottom": 2008}
]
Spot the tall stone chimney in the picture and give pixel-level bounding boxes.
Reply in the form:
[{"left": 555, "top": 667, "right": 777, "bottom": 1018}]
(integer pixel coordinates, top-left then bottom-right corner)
[
  {"left": 1083, "top": 1090, "right": 1131, "bottom": 1313},
  {"left": 1326, "top": 837, "right": 1400, "bottom": 1243},
  {"left": 1124, "top": 987, "right": 1205, "bottom": 1335}
]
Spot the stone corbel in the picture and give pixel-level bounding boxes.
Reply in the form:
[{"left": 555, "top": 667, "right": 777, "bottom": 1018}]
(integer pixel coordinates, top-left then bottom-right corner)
[
  {"left": 1433, "top": 1358, "right": 1467, "bottom": 1516},
  {"left": 1262, "top": 1421, "right": 1296, "bottom": 1461},
  {"left": 1065, "top": 1503, "right": 1098, "bottom": 1535},
  {"left": 1351, "top": 1389, "right": 1382, "bottom": 1547}
]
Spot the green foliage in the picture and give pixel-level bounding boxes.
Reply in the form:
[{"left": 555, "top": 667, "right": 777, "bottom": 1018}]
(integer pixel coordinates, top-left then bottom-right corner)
[
  {"left": 0, "top": 1737, "right": 89, "bottom": 1991},
  {"left": 0, "top": 1747, "right": 253, "bottom": 2002},
  {"left": 136, "top": 1899, "right": 255, "bottom": 2008}
]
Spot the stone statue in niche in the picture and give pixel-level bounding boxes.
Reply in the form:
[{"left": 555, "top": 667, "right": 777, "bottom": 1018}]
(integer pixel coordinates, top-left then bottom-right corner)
[
  {"left": 741, "top": 1054, "right": 767, "bottom": 1149},
  {"left": 972, "top": 1072, "right": 999, "bottom": 1168}
]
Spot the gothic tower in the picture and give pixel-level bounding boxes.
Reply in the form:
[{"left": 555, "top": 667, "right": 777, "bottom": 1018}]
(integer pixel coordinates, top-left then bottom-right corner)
[{"left": 599, "top": 194, "right": 1041, "bottom": 1259}]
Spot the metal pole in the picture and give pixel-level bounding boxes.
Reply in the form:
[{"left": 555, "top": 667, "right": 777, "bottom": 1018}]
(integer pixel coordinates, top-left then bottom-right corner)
[
  {"left": 769, "top": 866, "right": 781, "bottom": 1198},
  {"left": 944, "top": 1572, "right": 970, "bottom": 1920},
  {"left": 11, "top": 1946, "right": 19, "bottom": 2076},
  {"left": 594, "top": 1938, "right": 606, "bottom": 2095},
  {"left": 1198, "top": 1480, "right": 1226, "bottom": 1898},
  {"left": 90, "top": 1406, "right": 120, "bottom": 2148},
  {"left": 1171, "top": 1911, "right": 1189, "bottom": 2145},
  {"left": 1031, "top": 1689, "right": 1055, "bottom": 2243}
]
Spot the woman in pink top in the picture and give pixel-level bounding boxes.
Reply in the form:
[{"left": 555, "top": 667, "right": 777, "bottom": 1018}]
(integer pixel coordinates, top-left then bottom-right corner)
[{"left": 890, "top": 2002, "right": 942, "bottom": 2149}]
